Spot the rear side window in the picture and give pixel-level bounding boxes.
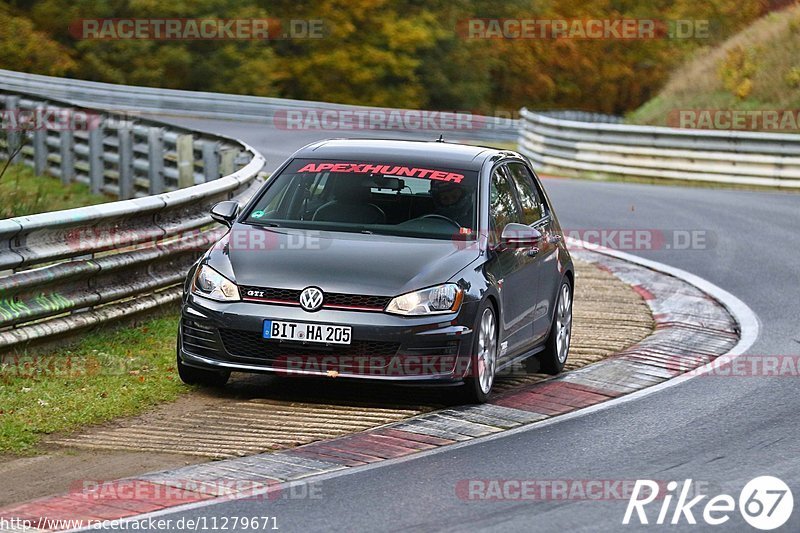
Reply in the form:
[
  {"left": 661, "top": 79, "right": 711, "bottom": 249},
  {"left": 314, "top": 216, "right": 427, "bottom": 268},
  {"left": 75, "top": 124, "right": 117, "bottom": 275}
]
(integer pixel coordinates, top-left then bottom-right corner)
[{"left": 505, "top": 162, "right": 544, "bottom": 225}]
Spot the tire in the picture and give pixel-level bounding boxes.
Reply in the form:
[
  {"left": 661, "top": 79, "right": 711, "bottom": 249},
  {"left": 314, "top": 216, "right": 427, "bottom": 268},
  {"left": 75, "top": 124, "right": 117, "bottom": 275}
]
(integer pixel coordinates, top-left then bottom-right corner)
[
  {"left": 536, "top": 279, "right": 573, "bottom": 375},
  {"left": 461, "top": 304, "right": 498, "bottom": 404},
  {"left": 176, "top": 333, "right": 230, "bottom": 387}
]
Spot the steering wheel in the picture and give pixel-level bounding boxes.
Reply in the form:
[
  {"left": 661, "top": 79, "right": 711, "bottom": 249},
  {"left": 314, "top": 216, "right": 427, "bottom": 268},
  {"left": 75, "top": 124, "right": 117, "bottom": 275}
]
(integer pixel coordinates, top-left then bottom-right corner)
[{"left": 420, "top": 214, "right": 462, "bottom": 228}]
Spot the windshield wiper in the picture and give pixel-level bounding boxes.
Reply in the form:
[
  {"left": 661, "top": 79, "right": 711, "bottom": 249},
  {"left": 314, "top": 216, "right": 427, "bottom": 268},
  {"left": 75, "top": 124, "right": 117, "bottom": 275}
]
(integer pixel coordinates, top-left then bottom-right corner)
[
  {"left": 359, "top": 228, "right": 404, "bottom": 237},
  {"left": 251, "top": 222, "right": 282, "bottom": 228}
]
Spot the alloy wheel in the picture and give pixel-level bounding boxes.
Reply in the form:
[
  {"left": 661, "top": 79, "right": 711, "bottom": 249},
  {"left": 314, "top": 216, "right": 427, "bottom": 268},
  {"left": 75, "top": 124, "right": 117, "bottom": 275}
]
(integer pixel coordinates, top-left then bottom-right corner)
[
  {"left": 556, "top": 283, "right": 572, "bottom": 364},
  {"left": 477, "top": 308, "right": 497, "bottom": 394}
]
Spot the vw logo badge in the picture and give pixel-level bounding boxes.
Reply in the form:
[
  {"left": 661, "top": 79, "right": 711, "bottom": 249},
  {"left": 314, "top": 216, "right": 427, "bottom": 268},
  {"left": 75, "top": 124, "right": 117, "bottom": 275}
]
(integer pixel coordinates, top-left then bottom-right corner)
[{"left": 299, "top": 287, "right": 324, "bottom": 312}]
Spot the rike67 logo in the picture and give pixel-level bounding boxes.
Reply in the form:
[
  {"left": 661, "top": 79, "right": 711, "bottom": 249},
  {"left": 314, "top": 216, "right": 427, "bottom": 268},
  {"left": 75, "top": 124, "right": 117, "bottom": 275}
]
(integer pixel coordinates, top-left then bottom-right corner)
[{"left": 624, "top": 476, "right": 793, "bottom": 530}]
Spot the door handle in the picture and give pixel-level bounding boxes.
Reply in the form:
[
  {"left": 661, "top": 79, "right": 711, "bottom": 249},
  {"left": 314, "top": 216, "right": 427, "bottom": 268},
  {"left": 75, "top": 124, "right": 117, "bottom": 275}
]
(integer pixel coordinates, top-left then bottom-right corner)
[
  {"left": 547, "top": 234, "right": 562, "bottom": 244},
  {"left": 527, "top": 247, "right": 540, "bottom": 257}
]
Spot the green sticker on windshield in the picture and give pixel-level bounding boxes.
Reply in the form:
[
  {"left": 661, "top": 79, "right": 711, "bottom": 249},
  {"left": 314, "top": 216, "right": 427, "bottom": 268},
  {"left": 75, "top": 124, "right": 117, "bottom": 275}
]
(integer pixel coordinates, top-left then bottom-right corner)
[{"left": 251, "top": 210, "right": 265, "bottom": 219}]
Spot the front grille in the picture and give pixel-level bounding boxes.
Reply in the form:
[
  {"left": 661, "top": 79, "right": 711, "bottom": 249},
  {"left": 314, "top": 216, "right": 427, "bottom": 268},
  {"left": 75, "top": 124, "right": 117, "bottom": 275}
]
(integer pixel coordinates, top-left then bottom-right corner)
[
  {"left": 219, "top": 328, "right": 400, "bottom": 362},
  {"left": 323, "top": 293, "right": 391, "bottom": 310},
  {"left": 240, "top": 287, "right": 302, "bottom": 303},
  {"left": 240, "top": 286, "right": 391, "bottom": 311},
  {"left": 181, "top": 319, "right": 224, "bottom": 357}
]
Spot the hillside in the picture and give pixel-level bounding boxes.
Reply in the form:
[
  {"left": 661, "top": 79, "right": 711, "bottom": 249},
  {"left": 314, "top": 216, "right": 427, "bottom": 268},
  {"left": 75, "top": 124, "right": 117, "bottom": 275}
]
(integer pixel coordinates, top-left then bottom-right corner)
[
  {"left": 628, "top": 4, "right": 800, "bottom": 130},
  {"left": 0, "top": 0, "right": 768, "bottom": 115}
]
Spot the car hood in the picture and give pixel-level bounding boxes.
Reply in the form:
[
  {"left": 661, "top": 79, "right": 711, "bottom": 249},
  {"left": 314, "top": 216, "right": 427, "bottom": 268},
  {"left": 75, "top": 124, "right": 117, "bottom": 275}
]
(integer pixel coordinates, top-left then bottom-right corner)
[{"left": 205, "top": 225, "right": 481, "bottom": 296}]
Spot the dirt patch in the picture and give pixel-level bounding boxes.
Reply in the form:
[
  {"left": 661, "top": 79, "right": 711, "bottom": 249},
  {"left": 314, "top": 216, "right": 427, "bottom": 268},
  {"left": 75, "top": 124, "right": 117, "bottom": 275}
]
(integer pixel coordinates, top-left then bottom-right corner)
[{"left": 0, "top": 450, "right": 195, "bottom": 508}]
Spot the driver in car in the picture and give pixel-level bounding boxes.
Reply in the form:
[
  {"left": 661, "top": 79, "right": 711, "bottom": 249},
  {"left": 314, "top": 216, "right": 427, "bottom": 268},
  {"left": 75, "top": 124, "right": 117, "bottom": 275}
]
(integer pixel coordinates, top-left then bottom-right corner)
[{"left": 430, "top": 180, "right": 473, "bottom": 228}]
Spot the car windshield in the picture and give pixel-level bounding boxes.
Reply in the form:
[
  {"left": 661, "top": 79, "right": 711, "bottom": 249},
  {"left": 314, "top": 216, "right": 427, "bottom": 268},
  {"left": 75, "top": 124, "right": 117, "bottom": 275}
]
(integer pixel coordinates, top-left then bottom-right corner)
[{"left": 243, "top": 158, "right": 479, "bottom": 240}]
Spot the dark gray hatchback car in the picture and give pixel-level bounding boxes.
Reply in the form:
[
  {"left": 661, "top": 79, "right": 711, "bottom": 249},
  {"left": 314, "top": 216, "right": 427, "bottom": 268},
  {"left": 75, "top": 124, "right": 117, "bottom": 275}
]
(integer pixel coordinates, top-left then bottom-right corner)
[{"left": 178, "top": 139, "right": 573, "bottom": 403}]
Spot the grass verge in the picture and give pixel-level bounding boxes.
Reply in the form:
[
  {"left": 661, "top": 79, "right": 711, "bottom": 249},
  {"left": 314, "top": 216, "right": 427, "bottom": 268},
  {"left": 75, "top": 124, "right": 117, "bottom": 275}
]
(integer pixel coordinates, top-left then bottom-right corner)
[
  {"left": 0, "top": 164, "right": 107, "bottom": 218},
  {"left": 627, "top": 6, "right": 800, "bottom": 129},
  {"left": 0, "top": 311, "right": 184, "bottom": 455}
]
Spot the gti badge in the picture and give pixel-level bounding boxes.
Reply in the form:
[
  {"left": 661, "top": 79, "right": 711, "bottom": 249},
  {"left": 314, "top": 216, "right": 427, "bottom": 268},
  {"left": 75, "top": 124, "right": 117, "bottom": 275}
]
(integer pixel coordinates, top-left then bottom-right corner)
[{"left": 299, "top": 286, "right": 324, "bottom": 312}]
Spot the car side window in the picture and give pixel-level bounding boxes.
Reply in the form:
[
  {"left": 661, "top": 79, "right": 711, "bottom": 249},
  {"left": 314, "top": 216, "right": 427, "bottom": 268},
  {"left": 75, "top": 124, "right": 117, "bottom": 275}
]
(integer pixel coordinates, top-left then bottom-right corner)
[
  {"left": 506, "top": 163, "right": 545, "bottom": 225},
  {"left": 489, "top": 167, "right": 522, "bottom": 238}
]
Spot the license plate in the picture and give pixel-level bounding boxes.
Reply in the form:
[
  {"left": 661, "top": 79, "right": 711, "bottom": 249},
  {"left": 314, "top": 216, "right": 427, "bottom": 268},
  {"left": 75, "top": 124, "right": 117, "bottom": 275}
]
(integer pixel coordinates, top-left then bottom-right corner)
[{"left": 263, "top": 320, "right": 352, "bottom": 345}]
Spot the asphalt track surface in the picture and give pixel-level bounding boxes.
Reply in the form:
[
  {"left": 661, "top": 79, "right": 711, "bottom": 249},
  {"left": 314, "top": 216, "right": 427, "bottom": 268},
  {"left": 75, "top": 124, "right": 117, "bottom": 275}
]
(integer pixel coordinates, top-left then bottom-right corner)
[{"left": 132, "top": 116, "right": 800, "bottom": 532}]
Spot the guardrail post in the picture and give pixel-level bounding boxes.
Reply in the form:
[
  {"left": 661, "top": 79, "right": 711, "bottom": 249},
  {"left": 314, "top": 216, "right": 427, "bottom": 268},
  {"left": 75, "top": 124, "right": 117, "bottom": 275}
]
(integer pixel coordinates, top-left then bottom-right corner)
[
  {"left": 59, "top": 125, "right": 75, "bottom": 185},
  {"left": 219, "top": 148, "right": 238, "bottom": 176},
  {"left": 117, "top": 126, "right": 133, "bottom": 199},
  {"left": 176, "top": 133, "right": 194, "bottom": 188},
  {"left": 33, "top": 106, "right": 47, "bottom": 175},
  {"left": 5, "top": 95, "right": 21, "bottom": 163},
  {"left": 201, "top": 140, "right": 219, "bottom": 182},
  {"left": 147, "top": 126, "right": 165, "bottom": 194},
  {"left": 88, "top": 123, "right": 104, "bottom": 194}
]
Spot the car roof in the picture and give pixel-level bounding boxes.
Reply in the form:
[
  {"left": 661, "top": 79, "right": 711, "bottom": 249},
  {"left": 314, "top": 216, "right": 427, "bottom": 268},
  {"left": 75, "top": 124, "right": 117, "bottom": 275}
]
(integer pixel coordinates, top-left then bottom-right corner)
[{"left": 292, "top": 139, "right": 522, "bottom": 171}]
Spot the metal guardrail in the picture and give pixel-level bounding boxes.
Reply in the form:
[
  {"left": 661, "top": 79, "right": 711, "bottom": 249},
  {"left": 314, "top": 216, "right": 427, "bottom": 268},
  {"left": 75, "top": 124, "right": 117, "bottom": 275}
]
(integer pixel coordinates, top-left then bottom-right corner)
[
  {"left": 535, "top": 110, "right": 623, "bottom": 124},
  {"left": 1, "top": 91, "right": 248, "bottom": 199},
  {"left": 0, "top": 92, "right": 266, "bottom": 352},
  {"left": 0, "top": 69, "right": 518, "bottom": 142},
  {"left": 518, "top": 108, "right": 800, "bottom": 187}
]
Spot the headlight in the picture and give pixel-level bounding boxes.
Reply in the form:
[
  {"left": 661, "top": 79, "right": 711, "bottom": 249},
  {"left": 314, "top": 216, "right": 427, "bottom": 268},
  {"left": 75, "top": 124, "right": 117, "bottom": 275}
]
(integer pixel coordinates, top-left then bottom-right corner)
[
  {"left": 386, "top": 283, "right": 463, "bottom": 316},
  {"left": 192, "top": 265, "right": 240, "bottom": 302}
]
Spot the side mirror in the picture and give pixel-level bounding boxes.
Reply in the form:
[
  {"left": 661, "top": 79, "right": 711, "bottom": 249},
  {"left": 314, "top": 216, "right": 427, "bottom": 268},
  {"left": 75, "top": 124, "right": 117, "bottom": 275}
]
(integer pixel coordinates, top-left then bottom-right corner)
[
  {"left": 500, "top": 223, "right": 542, "bottom": 248},
  {"left": 210, "top": 200, "right": 239, "bottom": 227}
]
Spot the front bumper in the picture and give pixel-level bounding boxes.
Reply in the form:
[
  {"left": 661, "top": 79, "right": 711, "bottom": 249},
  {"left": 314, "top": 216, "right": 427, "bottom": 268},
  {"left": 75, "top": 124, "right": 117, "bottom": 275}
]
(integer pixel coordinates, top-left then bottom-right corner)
[{"left": 179, "top": 294, "right": 479, "bottom": 382}]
